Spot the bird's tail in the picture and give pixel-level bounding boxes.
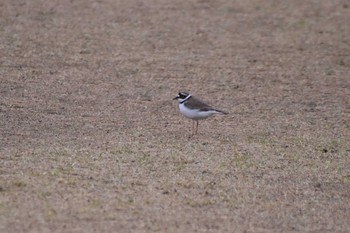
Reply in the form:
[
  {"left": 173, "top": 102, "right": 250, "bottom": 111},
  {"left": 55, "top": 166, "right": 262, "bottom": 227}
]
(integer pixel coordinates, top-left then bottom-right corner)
[{"left": 215, "top": 109, "right": 228, "bottom": 115}]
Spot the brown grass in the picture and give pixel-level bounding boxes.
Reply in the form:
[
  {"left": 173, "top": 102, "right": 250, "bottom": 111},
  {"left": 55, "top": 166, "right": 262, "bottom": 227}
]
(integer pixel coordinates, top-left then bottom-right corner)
[{"left": 1, "top": 0, "right": 350, "bottom": 232}]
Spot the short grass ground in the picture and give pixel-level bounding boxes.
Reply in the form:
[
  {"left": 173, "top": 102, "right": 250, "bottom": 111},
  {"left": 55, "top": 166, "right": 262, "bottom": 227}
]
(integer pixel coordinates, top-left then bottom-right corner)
[{"left": 1, "top": 0, "right": 350, "bottom": 232}]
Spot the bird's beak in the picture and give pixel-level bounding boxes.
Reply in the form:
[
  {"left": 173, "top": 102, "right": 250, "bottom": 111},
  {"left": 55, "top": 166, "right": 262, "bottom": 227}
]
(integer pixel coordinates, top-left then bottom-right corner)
[{"left": 173, "top": 96, "right": 179, "bottom": 100}]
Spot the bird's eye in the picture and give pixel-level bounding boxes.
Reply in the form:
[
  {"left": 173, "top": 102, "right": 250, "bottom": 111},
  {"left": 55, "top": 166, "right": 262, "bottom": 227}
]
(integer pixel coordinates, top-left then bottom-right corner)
[{"left": 179, "top": 92, "right": 187, "bottom": 98}]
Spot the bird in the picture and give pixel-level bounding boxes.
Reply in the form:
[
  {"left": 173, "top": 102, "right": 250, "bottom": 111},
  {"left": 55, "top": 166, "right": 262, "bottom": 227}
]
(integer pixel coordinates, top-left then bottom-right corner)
[{"left": 173, "top": 92, "right": 228, "bottom": 134}]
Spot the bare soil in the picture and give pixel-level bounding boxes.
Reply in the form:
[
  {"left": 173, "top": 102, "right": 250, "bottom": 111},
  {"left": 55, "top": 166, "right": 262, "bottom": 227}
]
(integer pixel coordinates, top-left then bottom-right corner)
[{"left": 1, "top": 0, "right": 350, "bottom": 232}]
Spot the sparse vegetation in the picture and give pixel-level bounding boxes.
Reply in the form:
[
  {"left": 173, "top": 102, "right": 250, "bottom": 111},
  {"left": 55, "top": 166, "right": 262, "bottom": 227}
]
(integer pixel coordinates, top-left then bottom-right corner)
[{"left": 1, "top": 0, "right": 350, "bottom": 232}]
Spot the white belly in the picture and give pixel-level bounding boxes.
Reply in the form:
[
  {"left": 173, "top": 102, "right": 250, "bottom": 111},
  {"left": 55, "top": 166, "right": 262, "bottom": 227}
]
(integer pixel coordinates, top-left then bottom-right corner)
[{"left": 179, "top": 104, "right": 216, "bottom": 120}]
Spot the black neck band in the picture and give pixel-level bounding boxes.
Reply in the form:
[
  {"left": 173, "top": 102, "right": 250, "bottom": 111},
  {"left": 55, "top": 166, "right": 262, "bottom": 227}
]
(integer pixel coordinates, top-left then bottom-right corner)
[{"left": 180, "top": 95, "right": 191, "bottom": 104}]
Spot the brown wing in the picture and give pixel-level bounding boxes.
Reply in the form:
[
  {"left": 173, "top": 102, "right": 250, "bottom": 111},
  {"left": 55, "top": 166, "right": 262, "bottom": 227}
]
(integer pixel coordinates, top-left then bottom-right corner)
[
  {"left": 185, "top": 96, "right": 228, "bottom": 114},
  {"left": 185, "top": 96, "right": 215, "bottom": 111}
]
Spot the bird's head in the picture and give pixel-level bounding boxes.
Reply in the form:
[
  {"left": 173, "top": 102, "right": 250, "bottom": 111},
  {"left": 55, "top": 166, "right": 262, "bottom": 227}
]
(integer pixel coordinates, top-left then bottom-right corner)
[{"left": 173, "top": 92, "right": 191, "bottom": 102}]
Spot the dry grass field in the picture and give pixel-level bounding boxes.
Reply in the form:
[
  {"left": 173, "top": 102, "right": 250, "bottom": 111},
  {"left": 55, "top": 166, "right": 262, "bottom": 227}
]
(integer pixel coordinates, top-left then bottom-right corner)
[{"left": 1, "top": 0, "right": 350, "bottom": 232}]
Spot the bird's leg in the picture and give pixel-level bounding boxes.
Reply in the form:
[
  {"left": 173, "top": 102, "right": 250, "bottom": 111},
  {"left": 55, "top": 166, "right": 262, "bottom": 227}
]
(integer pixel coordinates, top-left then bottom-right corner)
[
  {"left": 195, "top": 120, "right": 199, "bottom": 134},
  {"left": 191, "top": 120, "right": 195, "bottom": 135}
]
